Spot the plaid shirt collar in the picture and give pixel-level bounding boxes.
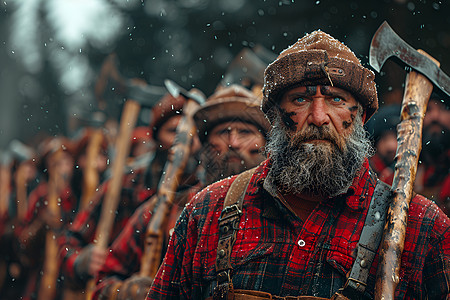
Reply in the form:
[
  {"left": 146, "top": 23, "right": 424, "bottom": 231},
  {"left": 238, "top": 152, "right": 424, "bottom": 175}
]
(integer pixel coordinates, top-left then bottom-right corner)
[{"left": 259, "top": 157, "right": 371, "bottom": 215}]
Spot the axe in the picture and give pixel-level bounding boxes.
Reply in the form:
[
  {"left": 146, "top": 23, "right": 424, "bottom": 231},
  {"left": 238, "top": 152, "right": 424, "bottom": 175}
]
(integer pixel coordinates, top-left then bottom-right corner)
[
  {"left": 219, "top": 46, "right": 272, "bottom": 98},
  {"left": 140, "top": 79, "right": 205, "bottom": 279},
  {"left": 0, "top": 150, "right": 13, "bottom": 218},
  {"left": 78, "top": 115, "right": 106, "bottom": 211},
  {"left": 8, "top": 139, "right": 36, "bottom": 221},
  {"left": 369, "top": 21, "right": 448, "bottom": 299},
  {"left": 84, "top": 54, "right": 166, "bottom": 299},
  {"left": 38, "top": 142, "right": 70, "bottom": 300}
]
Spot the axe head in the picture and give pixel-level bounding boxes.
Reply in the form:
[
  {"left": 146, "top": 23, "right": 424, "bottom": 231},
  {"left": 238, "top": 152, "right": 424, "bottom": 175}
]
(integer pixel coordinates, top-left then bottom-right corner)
[
  {"left": 8, "top": 139, "right": 36, "bottom": 163},
  {"left": 369, "top": 21, "right": 450, "bottom": 98},
  {"left": 164, "top": 79, "right": 206, "bottom": 105},
  {"left": 126, "top": 82, "right": 167, "bottom": 108},
  {"left": 219, "top": 47, "right": 269, "bottom": 89}
]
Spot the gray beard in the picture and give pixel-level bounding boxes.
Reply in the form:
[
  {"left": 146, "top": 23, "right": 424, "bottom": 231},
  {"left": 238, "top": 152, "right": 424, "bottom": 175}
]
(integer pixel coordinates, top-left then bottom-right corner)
[
  {"left": 199, "top": 144, "right": 259, "bottom": 186},
  {"left": 265, "top": 111, "right": 373, "bottom": 198}
]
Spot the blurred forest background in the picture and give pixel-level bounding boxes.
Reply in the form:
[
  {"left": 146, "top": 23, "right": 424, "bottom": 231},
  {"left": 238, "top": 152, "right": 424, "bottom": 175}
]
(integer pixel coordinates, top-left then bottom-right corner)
[{"left": 0, "top": 0, "right": 449, "bottom": 150}]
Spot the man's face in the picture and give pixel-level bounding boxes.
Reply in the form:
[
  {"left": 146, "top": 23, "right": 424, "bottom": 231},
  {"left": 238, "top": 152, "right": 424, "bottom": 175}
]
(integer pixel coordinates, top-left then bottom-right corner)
[
  {"left": 156, "top": 115, "right": 182, "bottom": 150},
  {"left": 48, "top": 151, "right": 74, "bottom": 183},
  {"left": 266, "top": 85, "right": 372, "bottom": 198},
  {"left": 78, "top": 150, "right": 108, "bottom": 175},
  {"left": 279, "top": 85, "right": 360, "bottom": 147},
  {"left": 376, "top": 131, "right": 397, "bottom": 166},
  {"left": 422, "top": 99, "right": 450, "bottom": 160},
  {"left": 424, "top": 100, "right": 450, "bottom": 133},
  {"left": 202, "top": 120, "right": 266, "bottom": 184}
]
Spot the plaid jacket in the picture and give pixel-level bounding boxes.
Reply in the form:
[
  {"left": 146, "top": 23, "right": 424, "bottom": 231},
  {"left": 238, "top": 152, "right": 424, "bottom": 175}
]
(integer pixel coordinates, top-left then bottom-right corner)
[
  {"left": 368, "top": 153, "right": 394, "bottom": 186},
  {"left": 148, "top": 158, "right": 450, "bottom": 299},
  {"left": 58, "top": 169, "right": 154, "bottom": 288},
  {"left": 16, "top": 182, "right": 80, "bottom": 300},
  {"left": 92, "top": 182, "right": 201, "bottom": 299}
]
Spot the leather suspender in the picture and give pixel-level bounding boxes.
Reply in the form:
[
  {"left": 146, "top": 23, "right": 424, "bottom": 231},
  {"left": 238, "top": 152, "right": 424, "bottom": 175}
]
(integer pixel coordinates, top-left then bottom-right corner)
[
  {"left": 337, "top": 179, "right": 392, "bottom": 299},
  {"left": 213, "top": 168, "right": 256, "bottom": 300},
  {"left": 213, "top": 172, "right": 392, "bottom": 300}
]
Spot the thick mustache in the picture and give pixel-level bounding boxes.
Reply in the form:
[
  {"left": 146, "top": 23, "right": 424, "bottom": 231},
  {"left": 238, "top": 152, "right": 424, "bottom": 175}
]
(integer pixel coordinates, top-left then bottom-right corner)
[
  {"left": 425, "top": 120, "right": 447, "bottom": 132},
  {"left": 223, "top": 150, "right": 245, "bottom": 162},
  {"left": 290, "top": 125, "right": 341, "bottom": 148}
]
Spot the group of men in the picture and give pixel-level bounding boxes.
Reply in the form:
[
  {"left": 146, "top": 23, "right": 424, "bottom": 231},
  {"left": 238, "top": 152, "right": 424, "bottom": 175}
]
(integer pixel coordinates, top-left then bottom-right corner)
[{"left": 0, "top": 29, "right": 449, "bottom": 300}]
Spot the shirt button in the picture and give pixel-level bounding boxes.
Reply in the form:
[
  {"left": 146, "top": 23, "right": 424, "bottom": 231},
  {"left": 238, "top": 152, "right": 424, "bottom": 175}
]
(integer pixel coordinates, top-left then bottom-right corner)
[{"left": 298, "top": 239, "right": 306, "bottom": 247}]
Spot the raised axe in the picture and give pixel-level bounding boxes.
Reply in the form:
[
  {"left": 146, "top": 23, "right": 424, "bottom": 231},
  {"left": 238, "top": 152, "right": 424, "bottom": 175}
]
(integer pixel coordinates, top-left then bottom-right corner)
[
  {"left": 84, "top": 54, "right": 166, "bottom": 299},
  {"left": 0, "top": 149, "right": 13, "bottom": 218},
  {"left": 8, "top": 139, "right": 36, "bottom": 221},
  {"left": 78, "top": 114, "right": 107, "bottom": 211},
  {"left": 38, "top": 138, "right": 72, "bottom": 300},
  {"left": 369, "top": 21, "right": 449, "bottom": 299},
  {"left": 140, "top": 79, "right": 205, "bottom": 279},
  {"left": 219, "top": 45, "right": 276, "bottom": 97}
]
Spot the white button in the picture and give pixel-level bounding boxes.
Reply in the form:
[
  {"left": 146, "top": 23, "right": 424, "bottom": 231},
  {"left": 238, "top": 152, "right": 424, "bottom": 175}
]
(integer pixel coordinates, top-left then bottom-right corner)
[{"left": 298, "top": 239, "right": 306, "bottom": 247}]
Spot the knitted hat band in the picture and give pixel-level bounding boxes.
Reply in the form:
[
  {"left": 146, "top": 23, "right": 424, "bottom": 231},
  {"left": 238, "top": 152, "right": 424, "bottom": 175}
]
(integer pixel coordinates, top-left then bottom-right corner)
[{"left": 262, "top": 49, "right": 378, "bottom": 122}]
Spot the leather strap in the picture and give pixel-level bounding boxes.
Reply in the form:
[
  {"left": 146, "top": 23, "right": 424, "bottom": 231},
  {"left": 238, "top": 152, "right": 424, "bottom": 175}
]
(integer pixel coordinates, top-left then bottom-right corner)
[
  {"left": 209, "top": 289, "right": 329, "bottom": 300},
  {"left": 339, "top": 179, "right": 392, "bottom": 298},
  {"left": 213, "top": 168, "right": 257, "bottom": 300},
  {"left": 213, "top": 173, "right": 392, "bottom": 300}
]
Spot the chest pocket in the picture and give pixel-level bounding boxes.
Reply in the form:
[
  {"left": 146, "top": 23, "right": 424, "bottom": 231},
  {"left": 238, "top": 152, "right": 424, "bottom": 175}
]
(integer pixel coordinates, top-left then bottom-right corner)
[
  {"left": 326, "top": 247, "right": 354, "bottom": 277},
  {"left": 202, "top": 203, "right": 274, "bottom": 282}
]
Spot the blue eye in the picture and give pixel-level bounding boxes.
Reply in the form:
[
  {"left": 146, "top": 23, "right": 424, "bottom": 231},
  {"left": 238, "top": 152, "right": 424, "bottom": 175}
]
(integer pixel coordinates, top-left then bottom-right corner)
[
  {"left": 295, "top": 97, "right": 306, "bottom": 103},
  {"left": 333, "top": 97, "right": 342, "bottom": 102}
]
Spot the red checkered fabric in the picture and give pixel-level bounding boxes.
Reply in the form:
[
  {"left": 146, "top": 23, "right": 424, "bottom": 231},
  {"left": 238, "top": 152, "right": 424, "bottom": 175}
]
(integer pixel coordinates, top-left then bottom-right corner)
[{"left": 148, "top": 158, "right": 450, "bottom": 299}]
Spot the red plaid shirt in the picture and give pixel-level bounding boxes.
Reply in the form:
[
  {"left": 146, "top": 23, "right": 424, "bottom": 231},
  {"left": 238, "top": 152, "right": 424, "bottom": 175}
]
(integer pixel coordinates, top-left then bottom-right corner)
[
  {"left": 369, "top": 153, "right": 394, "bottom": 185},
  {"left": 148, "top": 158, "right": 450, "bottom": 299},
  {"left": 16, "top": 182, "right": 80, "bottom": 300},
  {"left": 58, "top": 169, "right": 154, "bottom": 288},
  {"left": 92, "top": 182, "right": 201, "bottom": 299}
]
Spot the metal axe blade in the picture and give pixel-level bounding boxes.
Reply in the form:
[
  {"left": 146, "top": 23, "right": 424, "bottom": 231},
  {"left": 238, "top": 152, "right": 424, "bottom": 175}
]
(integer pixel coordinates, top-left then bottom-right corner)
[
  {"left": 164, "top": 79, "right": 206, "bottom": 105},
  {"left": 220, "top": 47, "right": 267, "bottom": 88},
  {"left": 369, "top": 21, "right": 450, "bottom": 97},
  {"left": 126, "top": 82, "right": 167, "bottom": 108}
]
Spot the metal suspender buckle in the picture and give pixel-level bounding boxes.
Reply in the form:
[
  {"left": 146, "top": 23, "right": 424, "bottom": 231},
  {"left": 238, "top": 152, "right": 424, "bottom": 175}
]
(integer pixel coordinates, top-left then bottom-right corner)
[
  {"left": 343, "top": 277, "right": 367, "bottom": 291},
  {"left": 219, "top": 204, "right": 242, "bottom": 222},
  {"left": 219, "top": 204, "right": 242, "bottom": 236}
]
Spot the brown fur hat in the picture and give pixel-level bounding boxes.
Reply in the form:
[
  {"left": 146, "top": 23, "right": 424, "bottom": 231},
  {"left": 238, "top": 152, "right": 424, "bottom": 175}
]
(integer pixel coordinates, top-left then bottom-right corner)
[
  {"left": 262, "top": 30, "right": 378, "bottom": 123},
  {"left": 193, "top": 85, "right": 270, "bottom": 143},
  {"left": 149, "top": 93, "right": 186, "bottom": 140}
]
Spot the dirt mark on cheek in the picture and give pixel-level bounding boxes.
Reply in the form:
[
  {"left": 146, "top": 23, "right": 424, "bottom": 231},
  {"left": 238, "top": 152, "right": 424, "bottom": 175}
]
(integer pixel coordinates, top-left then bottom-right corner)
[
  {"left": 342, "top": 106, "right": 358, "bottom": 129},
  {"left": 279, "top": 108, "right": 298, "bottom": 130}
]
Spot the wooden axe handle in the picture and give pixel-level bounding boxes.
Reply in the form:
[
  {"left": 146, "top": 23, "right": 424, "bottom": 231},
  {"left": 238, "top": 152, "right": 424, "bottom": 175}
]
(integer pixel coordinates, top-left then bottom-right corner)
[
  {"left": 94, "top": 99, "right": 140, "bottom": 249},
  {"left": 15, "top": 167, "right": 29, "bottom": 221},
  {"left": 375, "top": 50, "right": 440, "bottom": 299},
  {"left": 85, "top": 99, "right": 140, "bottom": 300},
  {"left": 0, "top": 163, "right": 11, "bottom": 217},
  {"left": 140, "top": 98, "right": 200, "bottom": 278},
  {"left": 80, "top": 129, "right": 104, "bottom": 210},
  {"left": 38, "top": 151, "right": 64, "bottom": 300}
]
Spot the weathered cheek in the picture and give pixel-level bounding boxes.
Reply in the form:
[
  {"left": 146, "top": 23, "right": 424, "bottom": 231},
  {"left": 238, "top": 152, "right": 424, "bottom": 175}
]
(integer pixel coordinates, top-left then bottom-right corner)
[
  {"left": 342, "top": 109, "right": 357, "bottom": 129},
  {"left": 348, "top": 105, "right": 358, "bottom": 114},
  {"left": 280, "top": 108, "right": 298, "bottom": 130}
]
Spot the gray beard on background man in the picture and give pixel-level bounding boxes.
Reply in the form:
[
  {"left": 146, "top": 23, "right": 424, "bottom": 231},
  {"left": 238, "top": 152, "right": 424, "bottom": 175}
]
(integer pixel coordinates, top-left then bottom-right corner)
[
  {"left": 422, "top": 120, "right": 450, "bottom": 162},
  {"left": 265, "top": 109, "right": 373, "bottom": 198},
  {"left": 200, "top": 144, "right": 261, "bottom": 186}
]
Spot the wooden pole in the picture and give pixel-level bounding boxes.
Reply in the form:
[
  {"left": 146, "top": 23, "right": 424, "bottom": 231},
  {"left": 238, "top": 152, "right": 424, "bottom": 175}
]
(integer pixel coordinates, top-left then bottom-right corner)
[
  {"left": 140, "top": 97, "right": 200, "bottom": 278},
  {"left": 84, "top": 98, "right": 140, "bottom": 299},
  {"left": 375, "top": 50, "right": 440, "bottom": 299}
]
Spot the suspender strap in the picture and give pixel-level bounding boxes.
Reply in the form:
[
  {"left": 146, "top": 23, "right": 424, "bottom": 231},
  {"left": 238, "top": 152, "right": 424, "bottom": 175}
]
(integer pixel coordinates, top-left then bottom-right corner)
[
  {"left": 213, "top": 168, "right": 257, "bottom": 300},
  {"left": 213, "top": 174, "right": 391, "bottom": 299},
  {"left": 339, "top": 179, "right": 392, "bottom": 298}
]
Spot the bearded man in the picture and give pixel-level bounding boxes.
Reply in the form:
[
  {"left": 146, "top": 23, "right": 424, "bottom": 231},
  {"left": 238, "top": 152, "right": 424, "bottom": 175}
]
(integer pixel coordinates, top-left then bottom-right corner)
[
  {"left": 92, "top": 84, "right": 269, "bottom": 300},
  {"left": 195, "top": 85, "right": 268, "bottom": 186},
  {"left": 415, "top": 92, "right": 450, "bottom": 215},
  {"left": 58, "top": 92, "right": 194, "bottom": 297},
  {"left": 147, "top": 31, "right": 450, "bottom": 299}
]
